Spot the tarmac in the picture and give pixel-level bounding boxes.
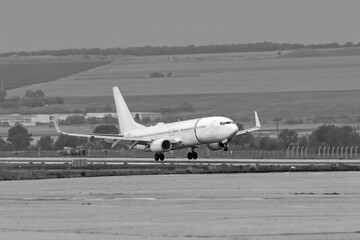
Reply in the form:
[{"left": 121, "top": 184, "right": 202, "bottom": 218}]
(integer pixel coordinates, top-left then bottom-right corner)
[
  {"left": 1, "top": 172, "right": 360, "bottom": 239},
  {"left": 2, "top": 157, "right": 360, "bottom": 165}
]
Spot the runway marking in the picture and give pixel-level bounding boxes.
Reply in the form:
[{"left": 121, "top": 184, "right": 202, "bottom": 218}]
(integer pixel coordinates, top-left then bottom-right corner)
[
  {"left": 84, "top": 197, "right": 156, "bottom": 201},
  {"left": 157, "top": 197, "right": 266, "bottom": 201},
  {"left": 78, "top": 197, "right": 265, "bottom": 202}
]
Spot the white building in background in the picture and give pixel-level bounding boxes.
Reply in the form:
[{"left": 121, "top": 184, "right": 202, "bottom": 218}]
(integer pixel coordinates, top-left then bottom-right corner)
[
  {"left": 0, "top": 112, "right": 162, "bottom": 127},
  {"left": 0, "top": 114, "right": 55, "bottom": 127}
]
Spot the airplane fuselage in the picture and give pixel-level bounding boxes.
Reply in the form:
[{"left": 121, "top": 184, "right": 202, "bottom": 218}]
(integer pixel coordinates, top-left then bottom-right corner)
[{"left": 123, "top": 116, "right": 239, "bottom": 151}]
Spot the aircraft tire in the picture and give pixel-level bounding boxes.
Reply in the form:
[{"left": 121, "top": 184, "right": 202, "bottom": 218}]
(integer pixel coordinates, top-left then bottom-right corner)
[
  {"left": 187, "top": 152, "right": 193, "bottom": 160},
  {"left": 159, "top": 153, "right": 165, "bottom": 161},
  {"left": 154, "top": 153, "right": 160, "bottom": 161},
  {"left": 193, "top": 152, "right": 198, "bottom": 159}
]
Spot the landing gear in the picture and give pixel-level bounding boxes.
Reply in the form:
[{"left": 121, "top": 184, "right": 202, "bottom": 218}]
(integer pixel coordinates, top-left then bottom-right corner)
[
  {"left": 223, "top": 143, "right": 229, "bottom": 151},
  {"left": 154, "top": 153, "right": 165, "bottom": 161},
  {"left": 187, "top": 151, "right": 198, "bottom": 160}
]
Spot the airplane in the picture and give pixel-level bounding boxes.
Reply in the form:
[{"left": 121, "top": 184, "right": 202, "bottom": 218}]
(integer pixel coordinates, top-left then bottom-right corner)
[{"left": 54, "top": 86, "right": 261, "bottom": 161}]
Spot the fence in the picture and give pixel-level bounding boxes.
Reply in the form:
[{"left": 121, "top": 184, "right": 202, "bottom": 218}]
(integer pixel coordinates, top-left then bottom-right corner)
[{"left": 1, "top": 146, "right": 359, "bottom": 159}]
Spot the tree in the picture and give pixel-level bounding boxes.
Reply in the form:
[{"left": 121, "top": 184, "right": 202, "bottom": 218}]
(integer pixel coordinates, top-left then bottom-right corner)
[
  {"left": 140, "top": 116, "right": 151, "bottom": 125},
  {"left": 93, "top": 125, "right": 119, "bottom": 134},
  {"left": 25, "top": 89, "right": 45, "bottom": 98},
  {"left": 25, "top": 90, "right": 36, "bottom": 98},
  {"left": 150, "top": 72, "right": 165, "bottom": 78},
  {"left": 232, "top": 123, "right": 253, "bottom": 147},
  {"left": 87, "top": 117, "right": 100, "bottom": 126},
  {"left": 54, "top": 135, "right": 87, "bottom": 150},
  {"left": 309, "top": 124, "right": 360, "bottom": 147},
  {"left": 257, "top": 136, "right": 281, "bottom": 150},
  {"left": 63, "top": 115, "right": 86, "bottom": 125},
  {"left": 0, "top": 137, "right": 9, "bottom": 150},
  {"left": 35, "top": 90, "right": 45, "bottom": 97},
  {"left": 7, "top": 124, "right": 33, "bottom": 150},
  {"left": 102, "top": 114, "right": 117, "bottom": 124},
  {"left": 278, "top": 129, "right": 298, "bottom": 147},
  {"left": 345, "top": 41, "right": 354, "bottom": 48},
  {"left": 93, "top": 125, "right": 119, "bottom": 149},
  {"left": 134, "top": 113, "right": 141, "bottom": 123},
  {"left": 37, "top": 136, "right": 54, "bottom": 150}
]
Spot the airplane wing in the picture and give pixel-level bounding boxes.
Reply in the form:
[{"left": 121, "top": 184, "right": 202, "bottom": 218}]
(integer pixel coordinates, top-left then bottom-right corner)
[
  {"left": 236, "top": 111, "right": 261, "bottom": 135},
  {"left": 53, "top": 119, "right": 152, "bottom": 143}
]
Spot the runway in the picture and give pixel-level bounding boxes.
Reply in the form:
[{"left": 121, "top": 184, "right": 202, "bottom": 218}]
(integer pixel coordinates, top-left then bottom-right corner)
[
  {"left": 1, "top": 172, "right": 360, "bottom": 239},
  {"left": 1, "top": 157, "right": 360, "bottom": 165}
]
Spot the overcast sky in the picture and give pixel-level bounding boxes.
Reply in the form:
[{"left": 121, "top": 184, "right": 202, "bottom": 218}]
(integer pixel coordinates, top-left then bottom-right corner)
[{"left": 1, "top": 0, "right": 359, "bottom": 53}]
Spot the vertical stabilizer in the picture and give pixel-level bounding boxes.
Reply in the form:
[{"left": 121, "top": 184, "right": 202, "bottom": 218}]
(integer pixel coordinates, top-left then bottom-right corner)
[{"left": 113, "top": 87, "right": 145, "bottom": 133}]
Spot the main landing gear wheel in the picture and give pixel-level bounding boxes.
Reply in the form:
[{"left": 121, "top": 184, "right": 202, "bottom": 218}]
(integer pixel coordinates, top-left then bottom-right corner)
[
  {"left": 223, "top": 143, "right": 229, "bottom": 151},
  {"left": 154, "top": 153, "right": 165, "bottom": 161},
  {"left": 187, "top": 152, "right": 198, "bottom": 160}
]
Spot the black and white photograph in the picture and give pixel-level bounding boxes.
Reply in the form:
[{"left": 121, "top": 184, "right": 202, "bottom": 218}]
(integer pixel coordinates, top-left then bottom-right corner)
[{"left": 1, "top": 0, "right": 360, "bottom": 239}]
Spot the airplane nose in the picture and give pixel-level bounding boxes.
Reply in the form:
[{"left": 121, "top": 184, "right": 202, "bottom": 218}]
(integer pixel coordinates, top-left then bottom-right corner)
[
  {"left": 232, "top": 124, "right": 239, "bottom": 133},
  {"left": 227, "top": 124, "right": 239, "bottom": 136}
]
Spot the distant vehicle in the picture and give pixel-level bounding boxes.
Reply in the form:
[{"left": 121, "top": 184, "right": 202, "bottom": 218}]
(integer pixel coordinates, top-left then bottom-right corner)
[
  {"left": 55, "top": 87, "right": 260, "bottom": 161},
  {"left": 57, "top": 146, "right": 86, "bottom": 156}
]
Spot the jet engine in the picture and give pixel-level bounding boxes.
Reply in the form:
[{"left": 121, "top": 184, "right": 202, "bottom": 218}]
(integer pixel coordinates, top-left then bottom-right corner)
[
  {"left": 150, "top": 139, "right": 172, "bottom": 152},
  {"left": 207, "top": 142, "right": 225, "bottom": 151}
]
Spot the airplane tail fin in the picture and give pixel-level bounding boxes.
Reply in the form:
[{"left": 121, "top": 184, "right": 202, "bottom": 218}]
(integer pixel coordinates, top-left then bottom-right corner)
[{"left": 113, "top": 87, "right": 145, "bottom": 133}]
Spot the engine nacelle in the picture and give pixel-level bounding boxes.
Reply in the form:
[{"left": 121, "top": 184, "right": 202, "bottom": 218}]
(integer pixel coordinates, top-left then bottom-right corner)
[
  {"left": 150, "top": 139, "right": 172, "bottom": 152},
  {"left": 207, "top": 142, "right": 225, "bottom": 151}
]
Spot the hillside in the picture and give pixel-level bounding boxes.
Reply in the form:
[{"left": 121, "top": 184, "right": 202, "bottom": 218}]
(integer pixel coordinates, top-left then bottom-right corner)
[
  {"left": 2, "top": 52, "right": 360, "bottom": 124},
  {"left": 0, "top": 56, "right": 109, "bottom": 90},
  {"left": 281, "top": 47, "right": 360, "bottom": 58},
  {"left": 63, "top": 90, "right": 360, "bottom": 123}
]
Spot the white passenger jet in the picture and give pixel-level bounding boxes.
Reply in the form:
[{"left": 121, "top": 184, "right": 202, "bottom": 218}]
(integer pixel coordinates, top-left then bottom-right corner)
[{"left": 54, "top": 87, "right": 261, "bottom": 161}]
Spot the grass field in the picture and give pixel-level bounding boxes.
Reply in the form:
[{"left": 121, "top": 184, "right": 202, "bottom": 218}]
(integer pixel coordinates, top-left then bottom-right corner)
[
  {"left": 3, "top": 52, "right": 360, "bottom": 124},
  {"left": 1, "top": 163, "right": 359, "bottom": 181},
  {"left": 0, "top": 56, "right": 108, "bottom": 90},
  {"left": 7, "top": 53, "right": 360, "bottom": 97},
  {"left": 60, "top": 90, "right": 360, "bottom": 122}
]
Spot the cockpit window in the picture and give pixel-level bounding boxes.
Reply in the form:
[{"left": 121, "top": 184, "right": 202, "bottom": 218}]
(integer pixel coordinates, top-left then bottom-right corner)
[{"left": 220, "top": 121, "right": 234, "bottom": 125}]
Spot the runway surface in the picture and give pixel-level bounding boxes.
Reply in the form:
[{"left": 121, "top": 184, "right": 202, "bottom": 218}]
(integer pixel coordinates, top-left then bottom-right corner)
[
  {"left": 1, "top": 172, "right": 360, "bottom": 239},
  {"left": 1, "top": 157, "right": 360, "bottom": 165}
]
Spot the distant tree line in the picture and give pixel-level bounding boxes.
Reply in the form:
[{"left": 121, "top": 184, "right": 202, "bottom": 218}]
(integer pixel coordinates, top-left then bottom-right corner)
[
  {"left": 2, "top": 123, "right": 360, "bottom": 152},
  {"left": 232, "top": 124, "right": 360, "bottom": 151},
  {"left": 0, "top": 89, "right": 64, "bottom": 108},
  {"left": 1, "top": 42, "right": 359, "bottom": 57}
]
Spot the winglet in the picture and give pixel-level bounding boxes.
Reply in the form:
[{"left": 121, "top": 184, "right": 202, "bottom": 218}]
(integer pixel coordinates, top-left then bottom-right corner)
[
  {"left": 235, "top": 111, "right": 261, "bottom": 136},
  {"left": 255, "top": 111, "right": 261, "bottom": 128}
]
